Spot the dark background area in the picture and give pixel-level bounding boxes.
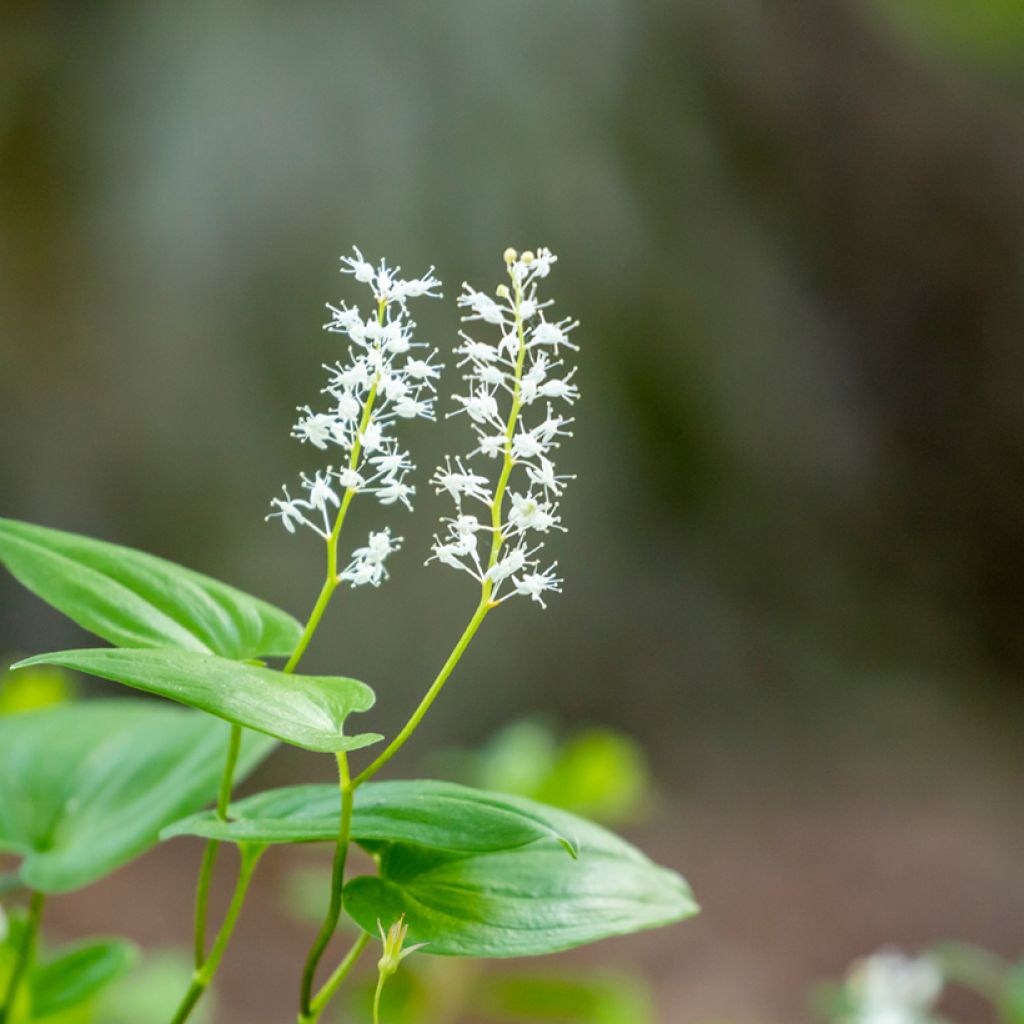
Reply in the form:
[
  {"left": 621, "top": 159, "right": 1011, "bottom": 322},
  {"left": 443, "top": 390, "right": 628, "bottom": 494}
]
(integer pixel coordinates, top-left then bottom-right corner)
[{"left": 2, "top": 2, "right": 1024, "bottom": 1021}]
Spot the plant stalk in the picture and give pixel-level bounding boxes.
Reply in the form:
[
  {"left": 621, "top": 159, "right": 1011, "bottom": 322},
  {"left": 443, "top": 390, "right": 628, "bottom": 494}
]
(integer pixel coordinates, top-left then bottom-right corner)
[
  {"left": 0, "top": 890, "right": 44, "bottom": 1024},
  {"left": 170, "top": 845, "right": 263, "bottom": 1024}
]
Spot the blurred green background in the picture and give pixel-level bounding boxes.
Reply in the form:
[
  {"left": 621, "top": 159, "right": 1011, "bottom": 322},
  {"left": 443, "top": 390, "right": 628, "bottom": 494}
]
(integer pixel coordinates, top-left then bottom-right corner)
[{"left": 2, "top": 1, "right": 1024, "bottom": 1021}]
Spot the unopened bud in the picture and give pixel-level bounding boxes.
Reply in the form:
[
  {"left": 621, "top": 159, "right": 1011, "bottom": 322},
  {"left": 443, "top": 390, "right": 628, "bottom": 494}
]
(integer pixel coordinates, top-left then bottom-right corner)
[
  {"left": 496, "top": 284, "right": 510, "bottom": 299},
  {"left": 503, "top": 247, "right": 518, "bottom": 265},
  {"left": 520, "top": 250, "right": 535, "bottom": 265}
]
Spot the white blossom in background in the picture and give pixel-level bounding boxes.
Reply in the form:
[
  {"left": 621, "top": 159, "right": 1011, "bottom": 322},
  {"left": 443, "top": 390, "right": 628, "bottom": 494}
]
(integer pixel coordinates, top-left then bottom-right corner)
[
  {"left": 844, "top": 949, "right": 944, "bottom": 1024},
  {"left": 267, "top": 247, "right": 442, "bottom": 586},
  {"left": 428, "top": 247, "right": 578, "bottom": 608}
]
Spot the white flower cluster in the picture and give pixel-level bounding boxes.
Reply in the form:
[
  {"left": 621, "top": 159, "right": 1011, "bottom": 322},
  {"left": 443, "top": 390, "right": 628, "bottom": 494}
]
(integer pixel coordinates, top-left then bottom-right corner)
[
  {"left": 429, "top": 247, "right": 578, "bottom": 608},
  {"left": 844, "top": 950, "right": 943, "bottom": 1024},
  {"left": 268, "top": 247, "right": 442, "bottom": 586}
]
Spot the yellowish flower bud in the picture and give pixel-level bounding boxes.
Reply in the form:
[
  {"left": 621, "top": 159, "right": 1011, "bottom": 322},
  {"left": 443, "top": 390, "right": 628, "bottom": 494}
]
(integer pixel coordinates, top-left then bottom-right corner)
[
  {"left": 521, "top": 250, "right": 535, "bottom": 265},
  {"left": 503, "top": 247, "right": 518, "bottom": 264}
]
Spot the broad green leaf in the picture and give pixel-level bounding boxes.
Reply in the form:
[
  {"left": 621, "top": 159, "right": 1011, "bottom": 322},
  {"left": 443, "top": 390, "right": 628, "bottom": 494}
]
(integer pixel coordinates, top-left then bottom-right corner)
[
  {"left": 0, "top": 518, "right": 301, "bottom": 659},
  {"left": 14, "top": 649, "right": 380, "bottom": 754},
  {"left": 343, "top": 798, "right": 696, "bottom": 957},
  {"left": 31, "top": 938, "right": 138, "bottom": 1017},
  {"left": 162, "top": 780, "right": 578, "bottom": 856},
  {"left": 0, "top": 700, "right": 275, "bottom": 892}
]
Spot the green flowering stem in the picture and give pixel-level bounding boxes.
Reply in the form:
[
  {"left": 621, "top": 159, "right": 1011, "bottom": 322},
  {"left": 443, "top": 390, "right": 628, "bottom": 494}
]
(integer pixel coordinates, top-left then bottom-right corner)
[
  {"left": 297, "top": 753, "right": 354, "bottom": 1017},
  {"left": 299, "top": 932, "right": 371, "bottom": 1023},
  {"left": 303, "top": 256, "right": 532, "bottom": 1023},
  {"left": 372, "top": 972, "right": 387, "bottom": 1024},
  {"left": 192, "top": 722, "right": 242, "bottom": 966},
  {"left": 0, "top": 890, "right": 44, "bottom": 1024},
  {"left": 170, "top": 844, "right": 264, "bottom": 1024},
  {"left": 352, "top": 598, "right": 491, "bottom": 789}
]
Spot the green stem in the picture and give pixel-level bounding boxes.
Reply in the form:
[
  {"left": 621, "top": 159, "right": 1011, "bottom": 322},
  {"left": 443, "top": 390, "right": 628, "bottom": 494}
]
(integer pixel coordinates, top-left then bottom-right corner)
[
  {"left": 170, "top": 845, "right": 263, "bottom": 1024},
  {"left": 372, "top": 972, "right": 386, "bottom": 1024},
  {"left": 299, "top": 278, "right": 525, "bottom": 1023},
  {"left": 298, "top": 754, "right": 353, "bottom": 1017},
  {"left": 192, "top": 723, "right": 242, "bottom": 966},
  {"left": 298, "top": 933, "right": 370, "bottom": 1024},
  {"left": 352, "top": 600, "right": 490, "bottom": 789},
  {"left": 0, "top": 891, "right": 44, "bottom": 1024}
]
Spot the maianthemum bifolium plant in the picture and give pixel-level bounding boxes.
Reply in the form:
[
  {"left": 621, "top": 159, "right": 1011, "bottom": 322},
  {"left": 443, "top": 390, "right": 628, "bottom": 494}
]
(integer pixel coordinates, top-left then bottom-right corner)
[{"left": 0, "top": 246, "right": 697, "bottom": 1024}]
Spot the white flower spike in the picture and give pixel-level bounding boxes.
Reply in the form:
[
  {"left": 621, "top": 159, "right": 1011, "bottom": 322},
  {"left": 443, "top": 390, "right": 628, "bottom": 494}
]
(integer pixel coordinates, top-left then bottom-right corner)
[
  {"left": 428, "top": 246, "right": 577, "bottom": 608},
  {"left": 267, "top": 247, "right": 443, "bottom": 588}
]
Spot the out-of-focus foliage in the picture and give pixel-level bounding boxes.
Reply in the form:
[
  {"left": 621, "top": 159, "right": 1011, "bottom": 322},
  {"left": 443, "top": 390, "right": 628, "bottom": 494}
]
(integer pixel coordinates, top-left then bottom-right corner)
[
  {"left": 817, "top": 943, "right": 1024, "bottom": 1024},
  {"left": 443, "top": 720, "right": 652, "bottom": 826},
  {"left": 866, "top": 0, "right": 1024, "bottom": 69},
  {"left": 0, "top": 665, "right": 76, "bottom": 716},
  {"left": 96, "top": 950, "right": 214, "bottom": 1024}
]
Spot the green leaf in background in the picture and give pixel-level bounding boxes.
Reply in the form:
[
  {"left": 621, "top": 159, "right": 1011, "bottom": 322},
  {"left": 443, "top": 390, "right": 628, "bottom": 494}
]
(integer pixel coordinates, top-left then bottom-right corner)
[
  {"left": 1003, "top": 964, "right": 1024, "bottom": 1024},
  {"left": 0, "top": 518, "right": 301, "bottom": 659},
  {"left": 14, "top": 649, "right": 380, "bottom": 755},
  {"left": 0, "top": 665, "right": 77, "bottom": 717},
  {"left": 95, "top": 949, "right": 214, "bottom": 1024},
  {"left": 162, "top": 780, "right": 578, "bottom": 856},
  {"left": 471, "top": 973, "right": 656, "bottom": 1024},
  {"left": 343, "top": 799, "right": 696, "bottom": 957},
  {"left": 0, "top": 700, "right": 275, "bottom": 892},
  {"left": 471, "top": 721, "right": 651, "bottom": 825},
  {"left": 865, "top": 0, "right": 1024, "bottom": 70},
  {"left": 30, "top": 938, "right": 138, "bottom": 1018}
]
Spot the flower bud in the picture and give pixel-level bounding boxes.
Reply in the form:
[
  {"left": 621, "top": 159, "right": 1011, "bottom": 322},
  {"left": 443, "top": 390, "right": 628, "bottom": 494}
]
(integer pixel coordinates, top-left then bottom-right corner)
[
  {"left": 520, "top": 250, "right": 535, "bottom": 265},
  {"left": 496, "top": 284, "right": 510, "bottom": 299},
  {"left": 503, "top": 247, "right": 518, "bottom": 264}
]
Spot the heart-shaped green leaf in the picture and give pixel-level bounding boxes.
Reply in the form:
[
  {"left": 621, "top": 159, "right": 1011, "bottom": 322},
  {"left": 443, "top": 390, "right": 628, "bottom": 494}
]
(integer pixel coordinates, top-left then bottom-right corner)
[
  {"left": 342, "top": 798, "right": 697, "bottom": 958},
  {"left": 14, "top": 649, "right": 380, "bottom": 754},
  {"left": 0, "top": 701, "right": 275, "bottom": 893},
  {"left": 31, "top": 938, "right": 138, "bottom": 1017},
  {"left": 162, "top": 780, "right": 578, "bottom": 856},
  {"left": 0, "top": 518, "right": 301, "bottom": 659}
]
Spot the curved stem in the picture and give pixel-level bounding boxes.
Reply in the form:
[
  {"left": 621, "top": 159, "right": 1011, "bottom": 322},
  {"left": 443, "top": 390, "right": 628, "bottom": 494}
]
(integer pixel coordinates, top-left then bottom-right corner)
[
  {"left": 298, "top": 754, "right": 353, "bottom": 1016},
  {"left": 298, "top": 932, "right": 370, "bottom": 1024},
  {"left": 192, "top": 723, "right": 242, "bottom": 966},
  {"left": 0, "top": 890, "right": 44, "bottom": 1024},
  {"left": 170, "top": 845, "right": 263, "bottom": 1024},
  {"left": 353, "top": 600, "right": 490, "bottom": 789},
  {"left": 372, "top": 972, "right": 386, "bottom": 1024}
]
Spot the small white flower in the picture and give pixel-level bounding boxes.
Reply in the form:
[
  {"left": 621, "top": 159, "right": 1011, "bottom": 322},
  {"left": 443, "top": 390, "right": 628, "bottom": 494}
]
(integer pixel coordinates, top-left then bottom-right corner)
[
  {"left": 459, "top": 288, "right": 506, "bottom": 326},
  {"left": 301, "top": 470, "right": 340, "bottom": 511},
  {"left": 507, "top": 492, "right": 560, "bottom": 533},
  {"left": 340, "top": 246, "right": 375, "bottom": 283},
  {"left": 335, "top": 468, "right": 365, "bottom": 490},
  {"left": 452, "top": 386, "right": 500, "bottom": 425},
  {"left": 266, "top": 488, "right": 311, "bottom": 535},
  {"left": 404, "top": 356, "right": 442, "bottom": 381},
  {"left": 293, "top": 409, "right": 337, "bottom": 449},
  {"left": 376, "top": 479, "right": 415, "bottom": 509},
  {"left": 432, "top": 457, "right": 491, "bottom": 505},
  {"left": 360, "top": 421, "right": 385, "bottom": 453},
  {"left": 486, "top": 546, "right": 528, "bottom": 584},
  {"left": 340, "top": 528, "right": 402, "bottom": 587},
  {"left": 513, "top": 565, "right": 562, "bottom": 607}
]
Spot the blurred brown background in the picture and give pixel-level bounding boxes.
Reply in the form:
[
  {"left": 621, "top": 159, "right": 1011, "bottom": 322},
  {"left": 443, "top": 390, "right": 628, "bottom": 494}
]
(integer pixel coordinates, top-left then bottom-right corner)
[{"left": 2, "top": 1, "right": 1024, "bottom": 1021}]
